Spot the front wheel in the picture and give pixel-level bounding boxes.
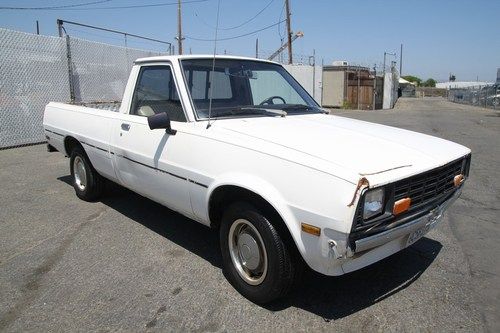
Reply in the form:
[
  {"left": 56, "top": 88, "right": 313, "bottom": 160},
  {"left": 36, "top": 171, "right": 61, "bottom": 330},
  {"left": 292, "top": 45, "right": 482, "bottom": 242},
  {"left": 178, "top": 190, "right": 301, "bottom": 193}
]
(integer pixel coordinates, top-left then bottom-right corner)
[{"left": 220, "top": 202, "right": 300, "bottom": 303}]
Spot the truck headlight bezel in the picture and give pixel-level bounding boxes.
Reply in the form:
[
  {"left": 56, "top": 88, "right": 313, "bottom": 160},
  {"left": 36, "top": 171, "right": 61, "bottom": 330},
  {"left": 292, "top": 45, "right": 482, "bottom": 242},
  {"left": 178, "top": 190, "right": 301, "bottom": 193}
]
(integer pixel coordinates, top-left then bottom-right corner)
[{"left": 362, "top": 188, "right": 385, "bottom": 220}]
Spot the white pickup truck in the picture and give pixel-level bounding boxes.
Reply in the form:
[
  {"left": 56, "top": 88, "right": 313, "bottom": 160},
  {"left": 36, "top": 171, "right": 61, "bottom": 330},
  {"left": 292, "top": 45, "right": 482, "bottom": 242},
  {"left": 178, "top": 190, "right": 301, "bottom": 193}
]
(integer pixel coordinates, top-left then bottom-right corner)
[{"left": 44, "top": 55, "right": 471, "bottom": 303}]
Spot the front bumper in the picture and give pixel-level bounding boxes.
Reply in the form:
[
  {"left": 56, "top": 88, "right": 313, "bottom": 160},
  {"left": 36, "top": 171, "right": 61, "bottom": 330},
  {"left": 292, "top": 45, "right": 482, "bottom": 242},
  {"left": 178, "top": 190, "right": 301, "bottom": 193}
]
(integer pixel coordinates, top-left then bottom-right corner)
[
  {"left": 338, "top": 187, "right": 462, "bottom": 274},
  {"left": 353, "top": 187, "right": 461, "bottom": 253}
]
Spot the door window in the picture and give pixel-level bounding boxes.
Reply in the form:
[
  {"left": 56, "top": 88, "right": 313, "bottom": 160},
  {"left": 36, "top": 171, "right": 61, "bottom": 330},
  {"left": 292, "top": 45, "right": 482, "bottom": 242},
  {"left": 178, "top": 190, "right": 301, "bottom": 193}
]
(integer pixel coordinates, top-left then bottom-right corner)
[{"left": 130, "top": 66, "right": 186, "bottom": 122}]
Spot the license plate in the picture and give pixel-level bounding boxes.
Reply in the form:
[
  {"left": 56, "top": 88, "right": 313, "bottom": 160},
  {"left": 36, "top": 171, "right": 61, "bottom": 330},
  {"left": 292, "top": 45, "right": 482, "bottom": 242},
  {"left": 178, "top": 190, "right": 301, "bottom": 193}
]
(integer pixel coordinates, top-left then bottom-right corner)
[{"left": 406, "top": 224, "right": 431, "bottom": 247}]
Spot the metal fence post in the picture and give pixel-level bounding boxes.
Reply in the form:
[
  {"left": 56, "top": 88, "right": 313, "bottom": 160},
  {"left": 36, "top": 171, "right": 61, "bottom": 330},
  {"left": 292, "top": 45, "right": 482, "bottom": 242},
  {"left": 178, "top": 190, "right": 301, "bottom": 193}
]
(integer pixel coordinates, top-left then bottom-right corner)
[
  {"left": 372, "top": 64, "right": 376, "bottom": 110},
  {"left": 496, "top": 86, "right": 499, "bottom": 110},
  {"left": 65, "top": 35, "right": 76, "bottom": 102}
]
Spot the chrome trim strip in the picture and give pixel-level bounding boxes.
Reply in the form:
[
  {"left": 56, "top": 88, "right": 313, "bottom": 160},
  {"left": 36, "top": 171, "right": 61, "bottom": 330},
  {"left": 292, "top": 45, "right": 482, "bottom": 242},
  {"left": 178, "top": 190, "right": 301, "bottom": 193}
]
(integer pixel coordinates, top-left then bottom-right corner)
[
  {"left": 45, "top": 129, "right": 64, "bottom": 137},
  {"left": 78, "top": 141, "right": 207, "bottom": 188},
  {"left": 117, "top": 154, "right": 207, "bottom": 188},
  {"left": 81, "top": 141, "right": 109, "bottom": 153}
]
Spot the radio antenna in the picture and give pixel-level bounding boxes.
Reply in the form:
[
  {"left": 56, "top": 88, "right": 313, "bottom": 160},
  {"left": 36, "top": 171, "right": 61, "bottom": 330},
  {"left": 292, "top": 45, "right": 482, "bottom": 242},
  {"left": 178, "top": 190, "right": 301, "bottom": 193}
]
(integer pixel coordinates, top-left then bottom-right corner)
[{"left": 206, "top": 0, "right": 221, "bottom": 129}]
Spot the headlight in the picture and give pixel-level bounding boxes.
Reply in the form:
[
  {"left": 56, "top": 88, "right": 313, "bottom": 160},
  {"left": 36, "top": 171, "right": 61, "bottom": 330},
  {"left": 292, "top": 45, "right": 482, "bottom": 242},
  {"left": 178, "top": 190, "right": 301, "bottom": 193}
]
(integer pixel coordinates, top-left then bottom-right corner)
[{"left": 363, "top": 188, "right": 385, "bottom": 220}]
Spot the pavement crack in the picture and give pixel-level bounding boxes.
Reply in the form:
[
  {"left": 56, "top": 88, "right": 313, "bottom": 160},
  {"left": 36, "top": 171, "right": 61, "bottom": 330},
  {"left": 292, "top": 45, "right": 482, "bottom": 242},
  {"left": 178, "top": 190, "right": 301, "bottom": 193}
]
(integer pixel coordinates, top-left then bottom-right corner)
[{"left": 86, "top": 206, "right": 107, "bottom": 221}]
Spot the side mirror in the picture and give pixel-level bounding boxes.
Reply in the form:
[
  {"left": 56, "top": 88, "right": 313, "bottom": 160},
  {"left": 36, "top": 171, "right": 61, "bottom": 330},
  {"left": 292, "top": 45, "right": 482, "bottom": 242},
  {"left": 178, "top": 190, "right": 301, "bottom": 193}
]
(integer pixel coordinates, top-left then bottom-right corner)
[{"left": 147, "top": 112, "right": 177, "bottom": 135}]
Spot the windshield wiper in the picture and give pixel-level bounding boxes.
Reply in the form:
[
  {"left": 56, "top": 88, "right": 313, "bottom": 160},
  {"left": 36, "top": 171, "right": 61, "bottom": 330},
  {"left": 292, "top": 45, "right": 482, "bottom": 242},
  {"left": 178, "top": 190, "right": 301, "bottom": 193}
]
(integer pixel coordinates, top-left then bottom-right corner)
[
  {"left": 202, "top": 107, "right": 284, "bottom": 119},
  {"left": 281, "top": 104, "right": 328, "bottom": 114},
  {"left": 225, "top": 107, "right": 287, "bottom": 117},
  {"left": 239, "top": 107, "right": 287, "bottom": 117}
]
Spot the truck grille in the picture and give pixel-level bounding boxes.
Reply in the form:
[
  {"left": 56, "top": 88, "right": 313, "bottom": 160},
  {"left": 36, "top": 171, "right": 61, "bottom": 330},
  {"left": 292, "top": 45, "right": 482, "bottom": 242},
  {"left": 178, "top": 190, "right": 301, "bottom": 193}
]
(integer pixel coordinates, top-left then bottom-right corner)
[
  {"left": 393, "top": 155, "right": 469, "bottom": 211},
  {"left": 350, "top": 154, "right": 471, "bottom": 243}
]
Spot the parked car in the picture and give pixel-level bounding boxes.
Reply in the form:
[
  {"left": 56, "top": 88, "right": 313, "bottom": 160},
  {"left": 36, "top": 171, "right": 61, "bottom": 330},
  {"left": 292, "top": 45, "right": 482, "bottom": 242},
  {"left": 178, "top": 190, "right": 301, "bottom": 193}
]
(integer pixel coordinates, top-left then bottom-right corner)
[{"left": 43, "top": 55, "right": 471, "bottom": 303}]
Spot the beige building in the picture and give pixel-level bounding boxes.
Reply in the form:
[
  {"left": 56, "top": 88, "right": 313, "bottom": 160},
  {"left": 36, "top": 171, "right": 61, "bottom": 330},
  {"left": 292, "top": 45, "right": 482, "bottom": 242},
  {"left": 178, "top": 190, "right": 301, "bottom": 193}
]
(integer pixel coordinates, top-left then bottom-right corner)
[{"left": 322, "top": 65, "right": 383, "bottom": 109}]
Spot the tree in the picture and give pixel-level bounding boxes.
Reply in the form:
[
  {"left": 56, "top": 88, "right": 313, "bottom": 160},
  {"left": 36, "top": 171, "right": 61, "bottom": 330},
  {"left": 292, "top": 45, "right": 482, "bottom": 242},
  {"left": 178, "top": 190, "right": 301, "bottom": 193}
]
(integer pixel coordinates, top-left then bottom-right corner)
[
  {"left": 422, "top": 78, "right": 437, "bottom": 87},
  {"left": 402, "top": 75, "right": 422, "bottom": 86}
]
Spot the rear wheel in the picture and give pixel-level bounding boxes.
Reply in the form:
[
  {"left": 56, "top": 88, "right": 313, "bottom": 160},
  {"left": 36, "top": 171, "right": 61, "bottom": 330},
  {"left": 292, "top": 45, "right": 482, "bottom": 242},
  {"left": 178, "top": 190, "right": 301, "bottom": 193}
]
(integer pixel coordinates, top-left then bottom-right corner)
[
  {"left": 220, "top": 202, "right": 299, "bottom": 304},
  {"left": 69, "top": 146, "right": 103, "bottom": 201}
]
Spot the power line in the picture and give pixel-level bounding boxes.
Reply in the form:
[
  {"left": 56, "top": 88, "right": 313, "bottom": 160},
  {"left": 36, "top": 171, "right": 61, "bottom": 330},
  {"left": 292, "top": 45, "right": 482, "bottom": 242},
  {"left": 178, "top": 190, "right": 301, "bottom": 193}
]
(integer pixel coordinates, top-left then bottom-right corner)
[
  {"left": 186, "top": 19, "right": 286, "bottom": 41},
  {"left": 195, "top": 0, "right": 275, "bottom": 31},
  {"left": 0, "top": 0, "right": 210, "bottom": 11},
  {"left": 277, "top": 0, "right": 285, "bottom": 39},
  {"left": 0, "top": 0, "right": 112, "bottom": 10}
]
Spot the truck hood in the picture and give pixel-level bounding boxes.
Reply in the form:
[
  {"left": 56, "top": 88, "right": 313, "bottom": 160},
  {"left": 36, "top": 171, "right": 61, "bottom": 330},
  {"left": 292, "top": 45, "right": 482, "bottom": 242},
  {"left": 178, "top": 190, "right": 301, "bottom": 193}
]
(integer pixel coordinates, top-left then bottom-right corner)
[{"left": 214, "top": 113, "right": 470, "bottom": 184}]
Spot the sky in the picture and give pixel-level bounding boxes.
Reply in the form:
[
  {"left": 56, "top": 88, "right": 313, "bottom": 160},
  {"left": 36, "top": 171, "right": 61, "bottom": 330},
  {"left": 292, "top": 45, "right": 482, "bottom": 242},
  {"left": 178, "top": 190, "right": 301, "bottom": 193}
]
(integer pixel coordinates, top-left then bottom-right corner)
[{"left": 1, "top": 0, "right": 499, "bottom": 82}]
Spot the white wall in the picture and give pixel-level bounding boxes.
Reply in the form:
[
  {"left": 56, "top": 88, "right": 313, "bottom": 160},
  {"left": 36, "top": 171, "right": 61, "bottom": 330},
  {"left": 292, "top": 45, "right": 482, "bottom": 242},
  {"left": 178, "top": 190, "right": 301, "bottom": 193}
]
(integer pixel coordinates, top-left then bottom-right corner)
[
  {"left": 383, "top": 72, "right": 398, "bottom": 109},
  {"left": 283, "top": 64, "right": 323, "bottom": 105}
]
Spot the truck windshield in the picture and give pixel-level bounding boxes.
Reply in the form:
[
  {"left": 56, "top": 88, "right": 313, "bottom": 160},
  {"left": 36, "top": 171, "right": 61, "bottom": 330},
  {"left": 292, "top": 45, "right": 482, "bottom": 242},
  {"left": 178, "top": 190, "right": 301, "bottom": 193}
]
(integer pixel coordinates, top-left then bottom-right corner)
[{"left": 181, "top": 59, "right": 321, "bottom": 119}]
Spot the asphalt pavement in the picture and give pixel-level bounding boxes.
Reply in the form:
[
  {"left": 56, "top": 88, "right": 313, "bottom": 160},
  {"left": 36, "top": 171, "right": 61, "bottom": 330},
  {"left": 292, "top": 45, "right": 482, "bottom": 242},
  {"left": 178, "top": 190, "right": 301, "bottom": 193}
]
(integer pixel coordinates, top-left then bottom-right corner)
[{"left": 0, "top": 97, "right": 498, "bottom": 332}]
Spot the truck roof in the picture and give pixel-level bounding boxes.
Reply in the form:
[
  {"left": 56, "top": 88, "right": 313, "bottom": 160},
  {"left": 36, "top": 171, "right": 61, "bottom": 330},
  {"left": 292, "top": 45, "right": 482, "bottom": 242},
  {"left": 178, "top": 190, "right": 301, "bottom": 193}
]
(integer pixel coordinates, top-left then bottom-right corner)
[{"left": 134, "top": 54, "right": 279, "bottom": 65}]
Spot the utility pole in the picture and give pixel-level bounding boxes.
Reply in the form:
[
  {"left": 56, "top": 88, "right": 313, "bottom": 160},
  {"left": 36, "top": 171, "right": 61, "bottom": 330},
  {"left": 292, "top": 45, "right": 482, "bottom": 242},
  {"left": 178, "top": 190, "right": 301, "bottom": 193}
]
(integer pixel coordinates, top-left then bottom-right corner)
[
  {"left": 176, "top": 0, "right": 184, "bottom": 55},
  {"left": 285, "top": 0, "right": 292, "bottom": 64},
  {"left": 373, "top": 64, "right": 377, "bottom": 110},
  {"left": 383, "top": 51, "right": 396, "bottom": 76},
  {"left": 357, "top": 66, "right": 360, "bottom": 110},
  {"left": 312, "top": 49, "right": 316, "bottom": 99},
  {"left": 36, "top": 20, "right": 40, "bottom": 35},
  {"left": 399, "top": 43, "right": 403, "bottom": 75},
  {"left": 255, "top": 38, "right": 259, "bottom": 58}
]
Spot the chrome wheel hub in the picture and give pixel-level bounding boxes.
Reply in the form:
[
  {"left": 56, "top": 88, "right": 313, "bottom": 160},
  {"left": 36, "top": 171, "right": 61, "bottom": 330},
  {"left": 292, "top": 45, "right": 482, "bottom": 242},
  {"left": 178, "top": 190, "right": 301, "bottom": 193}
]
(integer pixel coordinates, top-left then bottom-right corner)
[
  {"left": 73, "top": 156, "right": 87, "bottom": 191},
  {"left": 228, "top": 219, "right": 267, "bottom": 285}
]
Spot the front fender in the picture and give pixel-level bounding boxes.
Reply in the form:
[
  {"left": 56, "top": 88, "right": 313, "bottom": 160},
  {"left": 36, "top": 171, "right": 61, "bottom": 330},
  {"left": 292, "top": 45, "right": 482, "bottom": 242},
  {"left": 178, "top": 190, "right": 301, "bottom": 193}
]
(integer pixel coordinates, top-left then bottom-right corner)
[
  {"left": 205, "top": 172, "right": 305, "bottom": 253},
  {"left": 202, "top": 172, "right": 351, "bottom": 276}
]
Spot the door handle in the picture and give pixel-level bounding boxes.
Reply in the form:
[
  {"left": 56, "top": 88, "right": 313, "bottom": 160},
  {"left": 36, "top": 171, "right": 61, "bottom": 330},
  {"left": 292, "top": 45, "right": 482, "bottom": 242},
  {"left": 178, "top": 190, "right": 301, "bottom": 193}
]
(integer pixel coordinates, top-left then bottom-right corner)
[{"left": 121, "top": 123, "right": 130, "bottom": 131}]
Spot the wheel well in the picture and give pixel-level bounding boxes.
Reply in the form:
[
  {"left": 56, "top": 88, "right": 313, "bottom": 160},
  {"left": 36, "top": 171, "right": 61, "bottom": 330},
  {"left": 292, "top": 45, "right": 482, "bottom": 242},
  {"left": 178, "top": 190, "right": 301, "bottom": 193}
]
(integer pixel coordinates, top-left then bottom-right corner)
[
  {"left": 211, "top": 185, "right": 294, "bottom": 235},
  {"left": 64, "top": 136, "right": 83, "bottom": 156},
  {"left": 209, "top": 185, "right": 302, "bottom": 263}
]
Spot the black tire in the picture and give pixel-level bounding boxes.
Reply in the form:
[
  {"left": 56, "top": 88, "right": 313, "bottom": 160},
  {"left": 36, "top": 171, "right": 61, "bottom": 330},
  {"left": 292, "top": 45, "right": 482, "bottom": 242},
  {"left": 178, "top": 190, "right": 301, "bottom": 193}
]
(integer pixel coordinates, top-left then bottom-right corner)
[
  {"left": 220, "top": 202, "right": 300, "bottom": 304},
  {"left": 47, "top": 144, "right": 57, "bottom": 152},
  {"left": 69, "top": 146, "right": 104, "bottom": 201}
]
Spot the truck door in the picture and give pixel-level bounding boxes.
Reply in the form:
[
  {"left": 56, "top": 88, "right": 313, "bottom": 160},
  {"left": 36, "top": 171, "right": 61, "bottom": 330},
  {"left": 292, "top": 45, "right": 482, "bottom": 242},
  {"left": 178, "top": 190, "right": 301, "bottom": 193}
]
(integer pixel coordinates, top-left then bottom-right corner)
[{"left": 111, "top": 64, "right": 193, "bottom": 216}]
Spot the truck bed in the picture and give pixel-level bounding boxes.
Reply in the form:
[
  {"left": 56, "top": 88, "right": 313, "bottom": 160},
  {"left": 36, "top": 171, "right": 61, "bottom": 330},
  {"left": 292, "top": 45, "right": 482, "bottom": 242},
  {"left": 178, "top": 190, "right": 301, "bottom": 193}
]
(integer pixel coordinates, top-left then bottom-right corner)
[{"left": 70, "top": 101, "right": 121, "bottom": 112}]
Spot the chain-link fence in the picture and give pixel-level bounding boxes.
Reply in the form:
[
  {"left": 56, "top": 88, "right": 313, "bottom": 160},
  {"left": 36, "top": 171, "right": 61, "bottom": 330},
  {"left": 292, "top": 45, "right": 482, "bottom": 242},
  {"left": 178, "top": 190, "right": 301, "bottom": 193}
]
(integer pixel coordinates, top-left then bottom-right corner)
[
  {"left": 0, "top": 29, "right": 69, "bottom": 148},
  {"left": 448, "top": 84, "right": 500, "bottom": 110},
  {"left": 0, "top": 28, "right": 167, "bottom": 149},
  {"left": 68, "top": 37, "right": 164, "bottom": 102}
]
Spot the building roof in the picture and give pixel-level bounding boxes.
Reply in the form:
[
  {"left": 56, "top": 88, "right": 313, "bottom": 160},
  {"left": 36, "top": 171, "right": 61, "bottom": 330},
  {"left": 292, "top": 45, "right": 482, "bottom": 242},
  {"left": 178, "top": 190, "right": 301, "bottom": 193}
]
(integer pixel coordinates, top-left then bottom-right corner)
[{"left": 399, "top": 77, "right": 416, "bottom": 85}]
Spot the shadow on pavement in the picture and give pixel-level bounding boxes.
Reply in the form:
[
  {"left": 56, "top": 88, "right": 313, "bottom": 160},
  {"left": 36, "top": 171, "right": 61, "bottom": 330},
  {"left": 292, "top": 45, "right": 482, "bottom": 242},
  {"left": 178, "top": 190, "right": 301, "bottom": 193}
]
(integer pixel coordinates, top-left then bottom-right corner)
[
  {"left": 58, "top": 175, "right": 222, "bottom": 268},
  {"left": 59, "top": 175, "right": 442, "bottom": 321},
  {"left": 266, "top": 238, "right": 441, "bottom": 321}
]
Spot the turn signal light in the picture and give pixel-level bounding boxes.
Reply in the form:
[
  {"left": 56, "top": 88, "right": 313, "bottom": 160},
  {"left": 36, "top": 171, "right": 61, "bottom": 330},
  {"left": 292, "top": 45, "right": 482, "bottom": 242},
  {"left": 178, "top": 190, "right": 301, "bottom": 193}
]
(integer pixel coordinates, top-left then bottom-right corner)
[
  {"left": 454, "top": 174, "right": 464, "bottom": 187},
  {"left": 393, "top": 197, "right": 411, "bottom": 215},
  {"left": 301, "top": 223, "right": 321, "bottom": 237}
]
